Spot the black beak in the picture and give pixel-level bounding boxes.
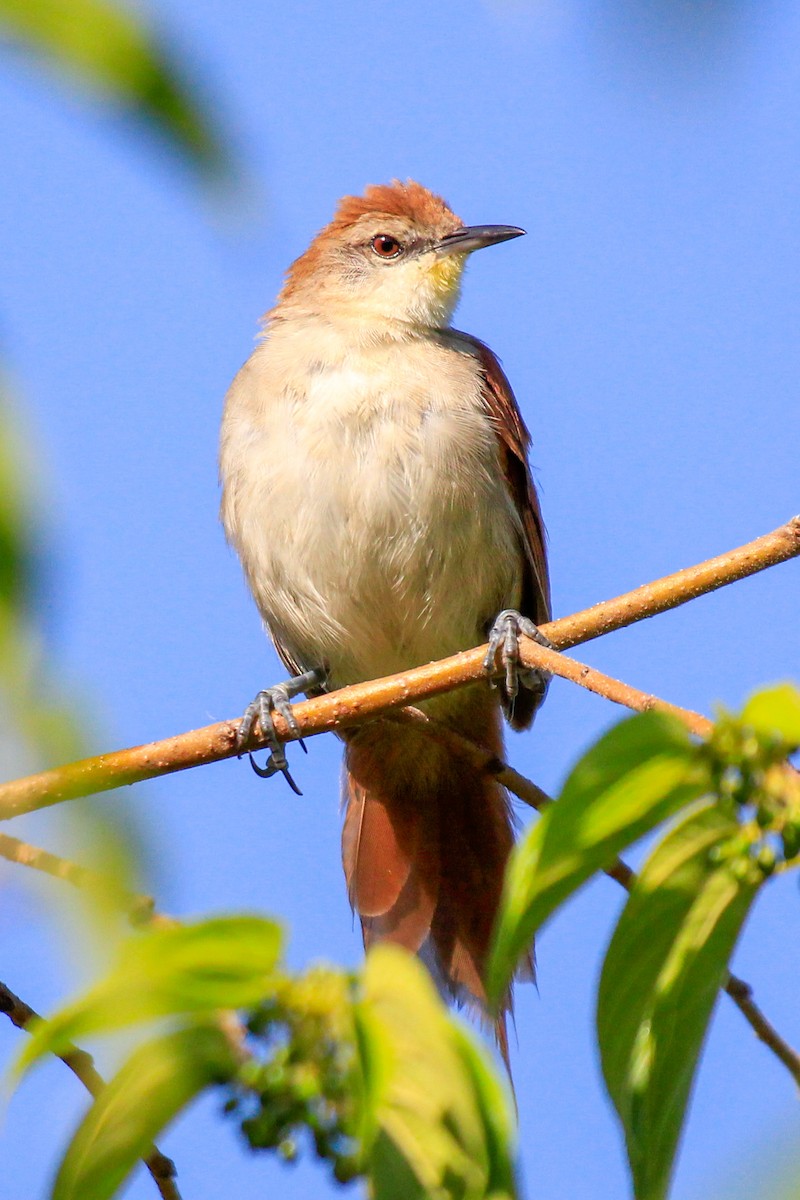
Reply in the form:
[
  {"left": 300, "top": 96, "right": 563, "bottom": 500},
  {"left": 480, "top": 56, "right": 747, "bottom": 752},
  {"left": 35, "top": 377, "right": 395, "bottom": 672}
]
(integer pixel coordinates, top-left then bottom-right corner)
[{"left": 435, "top": 224, "right": 526, "bottom": 256}]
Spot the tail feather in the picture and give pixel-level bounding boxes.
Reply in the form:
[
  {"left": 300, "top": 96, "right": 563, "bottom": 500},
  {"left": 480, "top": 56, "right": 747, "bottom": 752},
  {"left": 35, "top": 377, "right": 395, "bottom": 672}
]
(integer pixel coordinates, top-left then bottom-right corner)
[
  {"left": 341, "top": 685, "right": 529, "bottom": 1062},
  {"left": 342, "top": 751, "right": 440, "bottom": 953},
  {"left": 341, "top": 782, "right": 414, "bottom": 916}
]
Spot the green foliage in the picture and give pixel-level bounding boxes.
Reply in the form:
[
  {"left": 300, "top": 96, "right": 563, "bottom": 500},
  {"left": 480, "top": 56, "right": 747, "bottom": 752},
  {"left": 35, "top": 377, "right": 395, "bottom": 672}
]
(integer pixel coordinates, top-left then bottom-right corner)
[
  {"left": 488, "top": 684, "right": 800, "bottom": 1200},
  {"left": 358, "top": 947, "right": 517, "bottom": 1200},
  {"left": 597, "top": 804, "right": 761, "bottom": 1200},
  {"left": 52, "top": 1024, "right": 237, "bottom": 1200},
  {"left": 14, "top": 915, "right": 282, "bottom": 1073},
  {"left": 12, "top": 915, "right": 280, "bottom": 1198},
  {"left": 12, "top": 914, "right": 515, "bottom": 1200},
  {"left": 0, "top": 396, "right": 35, "bottom": 616},
  {"left": 230, "top": 948, "right": 518, "bottom": 1197},
  {"left": 740, "top": 682, "right": 800, "bottom": 745},
  {"left": 705, "top": 684, "right": 800, "bottom": 870},
  {"left": 0, "top": 393, "right": 86, "bottom": 767},
  {"left": 486, "top": 711, "right": 707, "bottom": 1003},
  {"left": 0, "top": 0, "right": 229, "bottom": 176},
  {"left": 234, "top": 966, "right": 362, "bottom": 1183},
  {"left": 7, "top": 690, "right": 799, "bottom": 1200}
]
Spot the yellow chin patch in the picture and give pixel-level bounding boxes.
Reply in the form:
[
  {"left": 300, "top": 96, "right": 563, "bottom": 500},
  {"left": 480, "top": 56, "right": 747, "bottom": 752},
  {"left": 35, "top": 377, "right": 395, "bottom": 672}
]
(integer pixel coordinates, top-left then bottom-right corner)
[{"left": 427, "top": 253, "right": 465, "bottom": 300}]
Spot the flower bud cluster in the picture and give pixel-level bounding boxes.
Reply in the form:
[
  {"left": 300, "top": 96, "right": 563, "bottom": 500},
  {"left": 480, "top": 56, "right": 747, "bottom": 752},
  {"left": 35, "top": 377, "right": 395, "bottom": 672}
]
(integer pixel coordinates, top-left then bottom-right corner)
[
  {"left": 225, "top": 967, "right": 362, "bottom": 1184},
  {"left": 703, "top": 714, "right": 800, "bottom": 877}
]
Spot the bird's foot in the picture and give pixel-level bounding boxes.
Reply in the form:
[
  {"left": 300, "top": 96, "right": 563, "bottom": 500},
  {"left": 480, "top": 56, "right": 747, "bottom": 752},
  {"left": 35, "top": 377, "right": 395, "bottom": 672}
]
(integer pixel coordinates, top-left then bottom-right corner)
[
  {"left": 236, "top": 667, "right": 327, "bottom": 796},
  {"left": 483, "top": 609, "right": 552, "bottom": 702}
]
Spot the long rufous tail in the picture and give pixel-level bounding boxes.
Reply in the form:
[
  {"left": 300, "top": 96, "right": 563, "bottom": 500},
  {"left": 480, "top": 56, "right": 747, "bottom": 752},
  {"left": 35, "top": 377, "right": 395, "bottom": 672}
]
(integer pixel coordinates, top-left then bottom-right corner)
[{"left": 341, "top": 685, "right": 529, "bottom": 1064}]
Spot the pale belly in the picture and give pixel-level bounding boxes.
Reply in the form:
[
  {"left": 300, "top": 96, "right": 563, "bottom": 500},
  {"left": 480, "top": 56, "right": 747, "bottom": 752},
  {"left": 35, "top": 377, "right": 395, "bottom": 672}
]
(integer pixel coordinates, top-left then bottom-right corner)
[{"left": 221, "top": 339, "right": 523, "bottom": 689}]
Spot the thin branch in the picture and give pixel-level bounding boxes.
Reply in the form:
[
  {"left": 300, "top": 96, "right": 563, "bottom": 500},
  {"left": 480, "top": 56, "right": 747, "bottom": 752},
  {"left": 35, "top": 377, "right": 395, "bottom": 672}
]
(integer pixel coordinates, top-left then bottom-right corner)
[
  {"left": 515, "top": 642, "right": 712, "bottom": 737},
  {"left": 0, "top": 833, "right": 167, "bottom": 927},
  {"left": 723, "top": 975, "right": 800, "bottom": 1087},
  {"left": 0, "top": 980, "right": 181, "bottom": 1200},
  {"left": 388, "top": 707, "right": 554, "bottom": 812},
  {"left": 395, "top": 707, "right": 800, "bottom": 1089},
  {"left": 1, "top": 516, "right": 796, "bottom": 819},
  {"left": 547, "top": 515, "right": 800, "bottom": 648}
]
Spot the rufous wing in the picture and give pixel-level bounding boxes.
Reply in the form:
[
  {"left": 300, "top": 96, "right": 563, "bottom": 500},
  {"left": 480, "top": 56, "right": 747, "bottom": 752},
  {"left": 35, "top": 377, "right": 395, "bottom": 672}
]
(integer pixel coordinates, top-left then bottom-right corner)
[{"left": 467, "top": 336, "right": 551, "bottom": 730}]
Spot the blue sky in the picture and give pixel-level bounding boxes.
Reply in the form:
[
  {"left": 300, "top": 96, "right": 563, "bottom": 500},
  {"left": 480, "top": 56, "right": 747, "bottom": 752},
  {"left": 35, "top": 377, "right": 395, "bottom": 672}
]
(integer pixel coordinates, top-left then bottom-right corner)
[{"left": 1, "top": 1, "right": 798, "bottom": 1197}]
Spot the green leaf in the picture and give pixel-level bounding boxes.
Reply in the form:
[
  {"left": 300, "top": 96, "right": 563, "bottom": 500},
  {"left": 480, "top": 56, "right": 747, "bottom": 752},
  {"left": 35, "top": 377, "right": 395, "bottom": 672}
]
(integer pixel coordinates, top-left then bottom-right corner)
[
  {"left": 358, "top": 946, "right": 517, "bottom": 1200},
  {"left": 0, "top": 391, "right": 88, "bottom": 767},
  {"left": 0, "top": 396, "right": 35, "bottom": 612},
  {"left": 52, "top": 1022, "right": 236, "bottom": 1200},
  {"left": 487, "top": 712, "right": 707, "bottom": 1005},
  {"left": 15, "top": 915, "right": 281, "bottom": 1075},
  {"left": 0, "top": 0, "right": 229, "bottom": 176},
  {"left": 450, "top": 1024, "right": 517, "bottom": 1200},
  {"left": 597, "top": 804, "right": 761, "bottom": 1200},
  {"left": 741, "top": 683, "right": 800, "bottom": 747}
]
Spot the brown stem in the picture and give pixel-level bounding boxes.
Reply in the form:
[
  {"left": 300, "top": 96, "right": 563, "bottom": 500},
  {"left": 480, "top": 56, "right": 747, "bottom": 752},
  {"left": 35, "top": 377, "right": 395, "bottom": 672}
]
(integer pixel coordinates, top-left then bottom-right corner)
[
  {"left": 515, "top": 642, "right": 712, "bottom": 736},
  {"left": 1, "top": 517, "right": 796, "bottom": 819},
  {"left": 389, "top": 707, "right": 554, "bottom": 812},
  {"left": 0, "top": 980, "right": 181, "bottom": 1200},
  {"left": 549, "top": 515, "right": 800, "bottom": 648},
  {"left": 723, "top": 974, "right": 800, "bottom": 1087}
]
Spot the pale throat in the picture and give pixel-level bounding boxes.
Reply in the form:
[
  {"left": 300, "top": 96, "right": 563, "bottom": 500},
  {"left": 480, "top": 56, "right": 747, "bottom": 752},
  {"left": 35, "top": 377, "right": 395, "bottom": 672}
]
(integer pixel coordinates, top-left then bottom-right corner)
[{"left": 315, "top": 252, "right": 467, "bottom": 333}]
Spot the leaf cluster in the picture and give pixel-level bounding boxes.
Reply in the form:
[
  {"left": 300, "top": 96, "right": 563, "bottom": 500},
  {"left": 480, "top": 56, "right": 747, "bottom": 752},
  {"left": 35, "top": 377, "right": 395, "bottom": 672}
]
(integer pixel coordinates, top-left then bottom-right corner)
[
  {"left": 14, "top": 921, "right": 516, "bottom": 1200},
  {"left": 489, "top": 683, "right": 800, "bottom": 1200}
]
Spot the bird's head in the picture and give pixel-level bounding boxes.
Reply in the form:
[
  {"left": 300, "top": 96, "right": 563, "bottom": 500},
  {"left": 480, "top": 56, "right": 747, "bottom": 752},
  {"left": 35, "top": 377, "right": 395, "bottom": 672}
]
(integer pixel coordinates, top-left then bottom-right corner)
[{"left": 273, "top": 180, "right": 524, "bottom": 329}]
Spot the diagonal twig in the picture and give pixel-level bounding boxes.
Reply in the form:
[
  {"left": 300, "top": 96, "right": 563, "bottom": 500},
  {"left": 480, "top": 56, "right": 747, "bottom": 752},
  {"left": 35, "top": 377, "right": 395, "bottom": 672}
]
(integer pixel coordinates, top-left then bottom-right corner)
[
  {"left": 0, "top": 832, "right": 168, "bottom": 927},
  {"left": 723, "top": 976, "right": 800, "bottom": 1087},
  {"left": 0, "top": 516, "right": 796, "bottom": 819},
  {"left": 0, "top": 980, "right": 182, "bottom": 1200}
]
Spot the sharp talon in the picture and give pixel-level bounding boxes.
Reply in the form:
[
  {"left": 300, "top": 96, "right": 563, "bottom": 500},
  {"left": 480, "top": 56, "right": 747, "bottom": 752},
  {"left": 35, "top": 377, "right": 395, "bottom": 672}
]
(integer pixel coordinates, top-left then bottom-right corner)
[
  {"left": 283, "top": 769, "right": 303, "bottom": 797},
  {"left": 249, "top": 752, "right": 278, "bottom": 779},
  {"left": 299, "top": 738, "right": 308, "bottom": 755},
  {"left": 237, "top": 667, "right": 326, "bottom": 792},
  {"left": 248, "top": 753, "right": 303, "bottom": 796}
]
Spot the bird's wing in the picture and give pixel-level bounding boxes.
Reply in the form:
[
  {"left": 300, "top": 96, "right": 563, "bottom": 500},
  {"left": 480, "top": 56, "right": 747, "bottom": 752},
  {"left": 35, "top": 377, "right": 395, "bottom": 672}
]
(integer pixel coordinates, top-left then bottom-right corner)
[{"left": 461, "top": 334, "right": 551, "bottom": 729}]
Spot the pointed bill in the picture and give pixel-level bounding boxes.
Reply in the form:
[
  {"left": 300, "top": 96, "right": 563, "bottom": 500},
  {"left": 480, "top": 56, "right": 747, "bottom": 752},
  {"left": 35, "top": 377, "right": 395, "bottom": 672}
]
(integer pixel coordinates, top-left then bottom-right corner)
[{"left": 435, "top": 225, "right": 526, "bottom": 255}]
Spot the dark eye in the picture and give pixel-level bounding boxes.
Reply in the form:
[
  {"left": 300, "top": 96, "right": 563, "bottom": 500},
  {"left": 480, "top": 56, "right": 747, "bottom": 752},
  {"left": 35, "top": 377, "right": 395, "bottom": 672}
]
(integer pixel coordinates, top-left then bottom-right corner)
[{"left": 371, "top": 234, "right": 403, "bottom": 259}]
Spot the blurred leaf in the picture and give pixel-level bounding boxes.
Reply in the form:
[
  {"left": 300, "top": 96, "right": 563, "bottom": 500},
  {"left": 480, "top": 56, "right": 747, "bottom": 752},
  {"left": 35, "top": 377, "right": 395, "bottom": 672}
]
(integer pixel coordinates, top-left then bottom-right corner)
[
  {"left": 351, "top": 986, "right": 392, "bottom": 1156},
  {"left": 15, "top": 915, "right": 281, "bottom": 1074},
  {"left": 52, "top": 1022, "right": 236, "bottom": 1200},
  {"left": 597, "top": 804, "right": 761, "bottom": 1200},
  {"left": 0, "top": 0, "right": 229, "bottom": 177},
  {"left": 0, "top": 395, "right": 35, "bottom": 611},
  {"left": 359, "top": 946, "right": 517, "bottom": 1200},
  {"left": 487, "top": 712, "right": 708, "bottom": 1005},
  {"left": 449, "top": 1023, "right": 518, "bottom": 1200},
  {"left": 0, "top": 390, "right": 86, "bottom": 768},
  {"left": 741, "top": 684, "right": 800, "bottom": 747}
]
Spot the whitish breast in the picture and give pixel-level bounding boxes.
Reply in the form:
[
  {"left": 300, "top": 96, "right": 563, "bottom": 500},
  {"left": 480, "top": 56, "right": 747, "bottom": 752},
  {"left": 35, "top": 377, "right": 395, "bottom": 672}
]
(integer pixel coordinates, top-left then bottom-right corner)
[{"left": 220, "top": 329, "right": 523, "bottom": 687}]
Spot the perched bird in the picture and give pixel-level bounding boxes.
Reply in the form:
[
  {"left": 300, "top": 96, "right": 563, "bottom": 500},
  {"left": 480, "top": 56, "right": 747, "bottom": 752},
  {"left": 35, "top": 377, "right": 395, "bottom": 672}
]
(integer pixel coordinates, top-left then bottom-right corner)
[{"left": 220, "top": 180, "right": 550, "bottom": 1059}]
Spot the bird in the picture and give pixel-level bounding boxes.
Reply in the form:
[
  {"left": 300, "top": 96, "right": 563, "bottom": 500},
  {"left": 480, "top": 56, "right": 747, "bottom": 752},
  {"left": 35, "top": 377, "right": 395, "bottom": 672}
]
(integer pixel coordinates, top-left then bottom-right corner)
[{"left": 219, "top": 180, "right": 550, "bottom": 1061}]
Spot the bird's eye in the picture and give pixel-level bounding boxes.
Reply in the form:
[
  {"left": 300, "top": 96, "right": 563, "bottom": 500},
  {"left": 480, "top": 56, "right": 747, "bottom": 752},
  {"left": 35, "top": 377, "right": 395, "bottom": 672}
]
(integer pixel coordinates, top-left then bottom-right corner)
[{"left": 371, "top": 234, "right": 403, "bottom": 259}]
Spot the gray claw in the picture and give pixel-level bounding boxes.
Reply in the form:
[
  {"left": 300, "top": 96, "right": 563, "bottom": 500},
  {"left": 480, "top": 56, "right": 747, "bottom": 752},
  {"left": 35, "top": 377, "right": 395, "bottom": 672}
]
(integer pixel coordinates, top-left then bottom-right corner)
[
  {"left": 484, "top": 609, "right": 553, "bottom": 701},
  {"left": 236, "top": 667, "right": 327, "bottom": 794},
  {"left": 248, "top": 751, "right": 302, "bottom": 796}
]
